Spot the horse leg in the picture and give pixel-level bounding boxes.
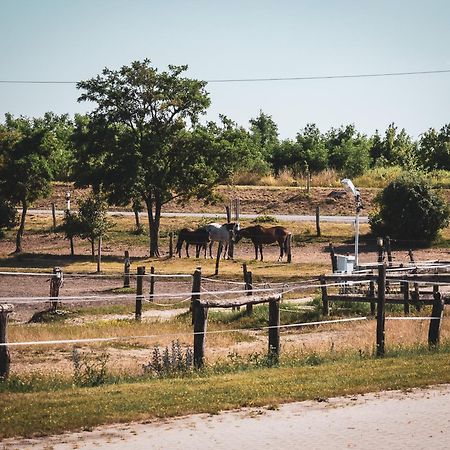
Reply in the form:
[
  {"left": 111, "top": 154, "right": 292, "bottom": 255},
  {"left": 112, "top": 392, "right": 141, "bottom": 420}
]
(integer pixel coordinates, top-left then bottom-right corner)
[
  {"left": 254, "top": 243, "right": 258, "bottom": 260},
  {"left": 224, "top": 242, "right": 228, "bottom": 259},
  {"left": 209, "top": 242, "right": 213, "bottom": 258},
  {"left": 278, "top": 240, "right": 284, "bottom": 262},
  {"left": 259, "top": 244, "right": 263, "bottom": 261}
]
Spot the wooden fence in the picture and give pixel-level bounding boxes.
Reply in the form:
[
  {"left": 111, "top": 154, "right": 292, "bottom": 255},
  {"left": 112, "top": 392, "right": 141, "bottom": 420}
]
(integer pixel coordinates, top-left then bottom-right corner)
[{"left": 320, "top": 265, "right": 449, "bottom": 354}]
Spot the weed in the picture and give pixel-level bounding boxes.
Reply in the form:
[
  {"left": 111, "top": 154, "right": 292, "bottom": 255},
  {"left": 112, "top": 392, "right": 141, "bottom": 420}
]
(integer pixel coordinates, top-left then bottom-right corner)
[
  {"left": 72, "top": 348, "right": 110, "bottom": 387},
  {"left": 143, "top": 340, "right": 193, "bottom": 377}
]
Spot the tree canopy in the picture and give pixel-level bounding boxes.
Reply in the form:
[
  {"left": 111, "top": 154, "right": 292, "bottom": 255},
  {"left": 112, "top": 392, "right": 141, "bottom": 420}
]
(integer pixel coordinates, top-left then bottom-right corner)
[{"left": 74, "top": 60, "right": 251, "bottom": 256}]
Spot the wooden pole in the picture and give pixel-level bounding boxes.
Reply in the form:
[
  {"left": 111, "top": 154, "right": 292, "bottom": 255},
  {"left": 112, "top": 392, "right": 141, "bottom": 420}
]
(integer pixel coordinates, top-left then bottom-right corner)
[
  {"left": 191, "top": 267, "right": 202, "bottom": 325},
  {"left": 369, "top": 280, "right": 376, "bottom": 315},
  {"left": 320, "top": 275, "right": 329, "bottom": 316},
  {"left": 50, "top": 267, "right": 62, "bottom": 312},
  {"left": 428, "top": 288, "right": 444, "bottom": 348},
  {"left": 246, "top": 269, "right": 253, "bottom": 316},
  {"left": 268, "top": 298, "right": 280, "bottom": 361},
  {"left": 329, "top": 243, "right": 337, "bottom": 273},
  {"left": 214, "top": 242, "right": 223, "bottom": 276},
  {"left": 376, "top": 264, "right": 386, "bottom": 357},
  {"left": 402, "top": 281, "right": 410, "bottom": 315},
  {"left": 149, "top": 266, "right": 155, "bottom": 302},
  {"left": 286, "top": 233, "right": 292, "bottom": 263},
  {"left": 315, "top": 206, "right": 321, "bottom": 237},
  {"left": 377, "top": 238, "right": 384, "bottom": 263},
  {"left": 193, "top": 300, "right": 208, "bottom": 369},
  {"left": 169, "top": 232, "right": 174, "bottom": 258},
  {"left": 135, "top": 266, "right": 145, "bottom": 321},
  {"left": 226, "top": 205, "right": 231, "bottom": 223},
  {"left": 0, "top": 304, "right": 14, "bottom": 379},
  {"left": 123, "top": 251, "right": 131, "bottom": 288},
  {"left": 51, "top": 202, "right": 57, "bottom": 229}
]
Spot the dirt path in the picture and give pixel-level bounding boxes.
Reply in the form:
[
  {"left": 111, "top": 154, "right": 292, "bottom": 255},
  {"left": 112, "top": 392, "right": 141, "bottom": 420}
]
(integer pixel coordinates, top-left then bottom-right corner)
[{"left": 3, "top": 384, "right": 450, "bottom": 450}]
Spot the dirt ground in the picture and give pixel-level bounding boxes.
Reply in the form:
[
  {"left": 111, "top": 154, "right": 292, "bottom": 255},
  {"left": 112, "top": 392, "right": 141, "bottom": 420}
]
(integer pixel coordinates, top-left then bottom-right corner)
[{"left": 3, "top": 384, "right": 450, "bottom": 450}]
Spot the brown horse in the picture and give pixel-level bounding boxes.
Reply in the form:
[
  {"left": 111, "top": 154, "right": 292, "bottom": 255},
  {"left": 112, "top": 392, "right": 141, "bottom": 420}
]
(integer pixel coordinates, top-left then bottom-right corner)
[
  {"left": 175, "top": 227, "right": 210, "bottom": 258},
  {"left": 235, "top": 225, "right": 291, "bottom": 261}
]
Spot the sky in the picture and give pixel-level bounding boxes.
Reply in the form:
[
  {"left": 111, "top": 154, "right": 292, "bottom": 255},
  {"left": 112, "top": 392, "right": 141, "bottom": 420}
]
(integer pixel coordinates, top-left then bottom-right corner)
[{"left": 1, "top": 0, "right": 449, "bottom": 139}]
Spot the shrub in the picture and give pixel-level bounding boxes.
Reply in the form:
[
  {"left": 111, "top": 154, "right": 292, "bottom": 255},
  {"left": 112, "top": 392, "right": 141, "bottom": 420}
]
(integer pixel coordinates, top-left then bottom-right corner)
[{"left": 369, "top": 173, "right": 449, "bottom": 243}]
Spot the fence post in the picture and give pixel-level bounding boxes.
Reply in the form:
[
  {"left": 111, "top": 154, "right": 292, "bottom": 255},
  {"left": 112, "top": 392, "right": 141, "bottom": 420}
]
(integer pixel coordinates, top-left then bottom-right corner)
[
  {"left": 376, "top": 264, "right": 386, "bottom": 357},
  {"left": 225, "top": 205, "right": 231, "bottom": 223},
  {"left": 0, "top": 304, "right": 14, "bottom": 379},
  {"left": 149, "top": 266, "right": 155, "bottom": 302},
  {"left": 428, "top": 287, "right": 444, "bottom": 348},
  {"left": 329, "top": 243, "right": 337, "bottom": 272},
  {"left": 377, "top": 238, "right": 384, "bottom": 263},
  {"left": 193, "top": 300, "right": 208, "bottom": 369},
  {"left": 286, "top": 233, "right": 292, "bottom": 263},
  {"left": 369, "top": 280, "right": 376, "bottom": 315},
  {"left": 315, "top": 206, "right": 321, "bottom": 237},
  {"left": 135, "top": 266, "right": 145, "bottom": 321},
  {"left": 401, "top": 281, "right": 410, "bottom": 315},
  {"left": 320, "top": 275, "right": 329, "bottom": 316},
  {"left": 246, "top": 267, "right": 253, "bottom": 316},
  {"left": 385, "top": 236, "right": 393, "bottom": 266},
  {"left": 191, "top": 267, "right": 202, "bottom": 325},
  {"left": 50, "top": 267, "right": 62, "bottom": 312},
  {"left": 169, "top": 232, "right": 174, "bottom": 258},
  {"left": 123, "top": 251, "right": 131, "bottom": 288},
  {"left": 51, "top": 202, "right": 57, "bottom": 229},
  {"left": 268, "top": 298, "right": 280, "bottom": 361}
]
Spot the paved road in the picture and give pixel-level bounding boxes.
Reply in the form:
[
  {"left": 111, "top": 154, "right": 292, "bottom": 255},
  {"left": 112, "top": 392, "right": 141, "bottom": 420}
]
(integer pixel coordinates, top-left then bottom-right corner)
[
  {"left": 4, "top": 385, "right": 450, "bottom": 450},
  {"left": 27, "top": 208, "right": 369, "bottom": 223}
]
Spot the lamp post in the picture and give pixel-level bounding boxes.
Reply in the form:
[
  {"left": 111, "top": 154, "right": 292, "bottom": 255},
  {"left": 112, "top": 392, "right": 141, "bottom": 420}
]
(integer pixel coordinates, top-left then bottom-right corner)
[{"left": 341, "top": 178, "right": 363, "bottom": 269}]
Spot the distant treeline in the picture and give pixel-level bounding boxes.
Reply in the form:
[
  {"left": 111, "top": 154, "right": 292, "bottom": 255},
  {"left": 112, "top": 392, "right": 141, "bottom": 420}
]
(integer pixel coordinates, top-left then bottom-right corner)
[{"left": 1, "top": 111, "right": 448, "bottom": 182}]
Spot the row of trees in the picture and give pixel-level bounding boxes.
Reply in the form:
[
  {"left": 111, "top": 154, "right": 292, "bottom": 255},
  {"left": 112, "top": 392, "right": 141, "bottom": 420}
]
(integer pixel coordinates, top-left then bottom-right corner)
[{"left": 1, "top": 59, "right": 449, "bottom": 254}]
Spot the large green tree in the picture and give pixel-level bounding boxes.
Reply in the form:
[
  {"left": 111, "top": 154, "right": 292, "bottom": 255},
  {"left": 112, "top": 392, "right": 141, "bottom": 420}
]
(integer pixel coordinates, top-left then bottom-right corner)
[
  {"left": 0, "top": 114, "right": 53, "bottom": 252},
  {"left": 418, "top": 124, "right": 450, "bottom": 170},
  {"left": 74, "top": 60, "right": 249, "bottom": 256}
]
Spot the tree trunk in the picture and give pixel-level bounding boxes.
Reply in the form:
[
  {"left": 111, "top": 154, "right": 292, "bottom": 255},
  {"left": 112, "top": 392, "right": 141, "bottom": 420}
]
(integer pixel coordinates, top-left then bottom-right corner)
[
  {"left": 90, "top": 239, "right": 95, "bottom": 260},
  {"left": 134, "top": 208, "right": 141, "bottom": 230},
  {"left": 14, "top": 201, "right": 28, "bottom": 253},
  {"left": 145, "top": 197, "right": 161, "bottom": 257}
]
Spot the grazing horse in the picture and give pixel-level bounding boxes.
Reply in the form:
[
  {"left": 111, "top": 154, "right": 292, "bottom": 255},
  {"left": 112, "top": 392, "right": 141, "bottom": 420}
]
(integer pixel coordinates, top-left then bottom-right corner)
[
  {"left": 175, "top": 227, "right": 210, "bottom": 258},
  {"left": 204, "top": 222, "right": 240, "bottom": 259},
  {"left": 235, "top": 225, "right": 291, "bottom": 261}
]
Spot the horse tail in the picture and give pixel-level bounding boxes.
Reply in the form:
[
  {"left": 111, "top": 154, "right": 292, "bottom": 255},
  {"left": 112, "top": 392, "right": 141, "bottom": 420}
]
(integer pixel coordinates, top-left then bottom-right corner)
[
  {"left": 175, "top": 233, "right": 184, "bottom": 256},
  {"left": 284, "top": 233, "right": 291, "bottom": 254}
]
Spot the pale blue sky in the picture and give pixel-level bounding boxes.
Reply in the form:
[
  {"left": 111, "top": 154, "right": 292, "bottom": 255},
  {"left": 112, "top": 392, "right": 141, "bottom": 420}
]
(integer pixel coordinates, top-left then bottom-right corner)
[{"left": 1, "top": 0, "right": 449, "bottom": 138}]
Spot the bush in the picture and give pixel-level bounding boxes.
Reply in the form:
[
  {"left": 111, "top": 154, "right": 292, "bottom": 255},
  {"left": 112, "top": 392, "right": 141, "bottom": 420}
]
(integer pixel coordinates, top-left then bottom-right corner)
[
  {"left": 0, "top": 197, "right": 17, "bottom": 237},
  {"left": 369, "top": 173, "right": 449, "bottom": 243}
]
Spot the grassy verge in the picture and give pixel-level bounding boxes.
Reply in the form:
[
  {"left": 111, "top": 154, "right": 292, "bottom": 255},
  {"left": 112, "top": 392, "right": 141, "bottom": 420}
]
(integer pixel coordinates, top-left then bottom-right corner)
[{"left": 1, "top": 348, "right": 450, "bottom": 438}]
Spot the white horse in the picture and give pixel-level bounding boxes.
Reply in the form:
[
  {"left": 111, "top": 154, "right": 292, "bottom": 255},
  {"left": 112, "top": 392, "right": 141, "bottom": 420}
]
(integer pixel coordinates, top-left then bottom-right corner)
[{"left": 204, "top": 222, "right": 240, "bottom": 259}]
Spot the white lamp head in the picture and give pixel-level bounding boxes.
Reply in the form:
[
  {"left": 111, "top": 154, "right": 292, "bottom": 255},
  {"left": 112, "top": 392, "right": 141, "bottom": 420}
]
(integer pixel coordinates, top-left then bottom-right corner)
[{"left": 341, "top": 178, "right": 360, "bottom": 198}]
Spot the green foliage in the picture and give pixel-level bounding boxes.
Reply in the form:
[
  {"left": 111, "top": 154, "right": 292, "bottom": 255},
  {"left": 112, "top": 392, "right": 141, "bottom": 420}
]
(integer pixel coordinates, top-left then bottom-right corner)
[
  {"left": 143, "top": 340, "right": 193, "bottom": 377},
  {"left": 72, "top": 348, "right": 110, "bottom": 387},
  {"left": 418, "top": 124, "right": 450, "bottom": 170},
  {"left": 0, "top": 113, "right": 55, "bottom": 251},
  {"left": 76, "top": 192, "right": 113, "bottom": 244},
  {"left": 74, "top": 60, "right": 251, "bottom": 256},
  {"left": 252, "top": 215, "right": 278, "bottom": 224},
  {"left": 369, "top": 173, "right": 450, "bottom": 242},
  {"left": 0, "top": 196, "right": 17, "bottom": 237}
]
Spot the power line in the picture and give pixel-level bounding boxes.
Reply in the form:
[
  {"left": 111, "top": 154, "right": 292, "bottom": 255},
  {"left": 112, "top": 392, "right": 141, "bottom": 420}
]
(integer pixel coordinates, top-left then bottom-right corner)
[{"left": 0, "top": 69, "right": 449, "bottom": 85}]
